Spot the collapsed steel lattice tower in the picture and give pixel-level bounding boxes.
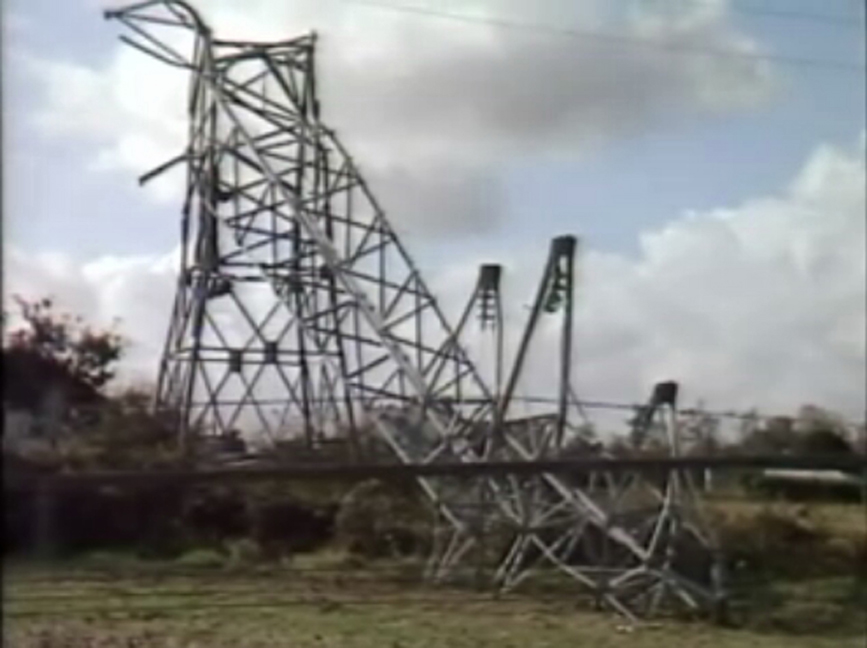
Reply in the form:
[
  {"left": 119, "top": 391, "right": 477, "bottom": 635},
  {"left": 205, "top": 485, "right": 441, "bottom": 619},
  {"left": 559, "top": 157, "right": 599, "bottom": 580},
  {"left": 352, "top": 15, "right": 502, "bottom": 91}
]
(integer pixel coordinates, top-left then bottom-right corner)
[
  {"left": 107, "top": 2, "right": 497, "bottom": 449},
  {"left": 105, "top": 1, "right": 722, "bottom": 621}
]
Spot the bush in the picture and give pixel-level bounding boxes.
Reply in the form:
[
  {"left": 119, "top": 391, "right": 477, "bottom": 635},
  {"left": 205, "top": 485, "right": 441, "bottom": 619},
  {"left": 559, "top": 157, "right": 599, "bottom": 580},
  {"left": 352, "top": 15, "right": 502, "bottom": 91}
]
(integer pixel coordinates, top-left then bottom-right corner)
[
  {"left": 225, "top": 538, "right": 263, "bottom": 566},
  {"left": 717, "top": 505, "right": 860, "bottom": 580},
  {"left": 250, "top": 496, "right": 337, "bottom": 559},
  {"left": 181, "top": 486, "right": 251, "bottom": 544},
  {"left": 175, "top": 547, "right": 225, "bottom": 569},
  {"left": 79, "top": 550, "right": 143, "bottom": 567},
  {"left": 334, "top": 479, "right": 428, "bottom": 559}
]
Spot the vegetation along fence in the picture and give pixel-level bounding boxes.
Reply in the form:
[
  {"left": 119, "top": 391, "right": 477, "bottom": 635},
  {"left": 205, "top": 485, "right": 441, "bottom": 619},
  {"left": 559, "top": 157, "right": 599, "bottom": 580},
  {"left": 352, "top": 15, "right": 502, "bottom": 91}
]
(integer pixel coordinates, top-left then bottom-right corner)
[{"left": 4, "top": 455, "right": 866, "bottom": 643}]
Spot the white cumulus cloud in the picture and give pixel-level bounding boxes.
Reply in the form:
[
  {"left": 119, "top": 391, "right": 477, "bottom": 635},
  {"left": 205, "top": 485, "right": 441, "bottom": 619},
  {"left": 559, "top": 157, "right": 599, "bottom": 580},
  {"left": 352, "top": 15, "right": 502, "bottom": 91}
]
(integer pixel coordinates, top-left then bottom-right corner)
[{"left": 4, "top": 136, "right": 864, "bottom": 424}]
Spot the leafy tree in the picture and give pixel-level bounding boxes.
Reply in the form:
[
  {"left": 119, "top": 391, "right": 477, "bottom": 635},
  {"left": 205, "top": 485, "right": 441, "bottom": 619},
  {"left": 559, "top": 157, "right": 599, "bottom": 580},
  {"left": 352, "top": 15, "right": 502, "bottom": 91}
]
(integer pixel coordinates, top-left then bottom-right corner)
[
  {"left": 2, "top": 296, "right": 189, "bottom": 469},
  {"left": 794, "top": 405, "right": 854, "bottom": 455},
  {"left": 735, "top": 406, "right": 854, "bottom": 457},
  {"left": 854, "top": 423, "right": 867, "bottom": 455},
  {"left": 738, "top": 416, "right": 799, "bottom": 455},
  {"left": 798, "top": 428, "right": 853, "bottom": 456},
  {"left": 558, "top": 424, "right": 602, "bottom": 459},
  {"left": 790, "top": 406, "right": 853, "bottom": 457},
  {"left": 4, "top": 296, "right": 123, "bottom": 389},
  {"left": 3, "top": 297, "right": 123, "bottom": 411},
  {"left": 680, "top": 404, "right": 721, "bottom": 455},
  {"left": 59, "top": 387, "right": 187, "bottom": 470},
  {"left": 606, "top": 435, "right": 633, "bottom": 457}
]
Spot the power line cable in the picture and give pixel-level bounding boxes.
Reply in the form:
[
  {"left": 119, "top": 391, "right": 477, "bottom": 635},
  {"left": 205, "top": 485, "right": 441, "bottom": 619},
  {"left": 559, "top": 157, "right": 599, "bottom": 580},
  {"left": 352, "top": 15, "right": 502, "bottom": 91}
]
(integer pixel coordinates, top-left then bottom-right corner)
[
  {"left": 634, "top": 0, "right": 865, "bottom": 28},
  {"left": 337, "top": 0, "right": 866, "bottom": 73},
  {"left": 475, "top": 395, "right": 865, "bottom": 428}
]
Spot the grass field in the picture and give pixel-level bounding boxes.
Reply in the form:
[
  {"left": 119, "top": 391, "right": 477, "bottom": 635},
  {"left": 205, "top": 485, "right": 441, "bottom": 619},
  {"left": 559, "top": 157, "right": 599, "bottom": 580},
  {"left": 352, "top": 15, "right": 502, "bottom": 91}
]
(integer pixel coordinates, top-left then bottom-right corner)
[
  {"left": 706, "top": 498, "right": 867, "bottom": 538},
  {"left": 4, "top": 560, "right": 865, "bottom": 648},
  {"left": 4, "top": 497, "right": 864, "bottom": 647}
]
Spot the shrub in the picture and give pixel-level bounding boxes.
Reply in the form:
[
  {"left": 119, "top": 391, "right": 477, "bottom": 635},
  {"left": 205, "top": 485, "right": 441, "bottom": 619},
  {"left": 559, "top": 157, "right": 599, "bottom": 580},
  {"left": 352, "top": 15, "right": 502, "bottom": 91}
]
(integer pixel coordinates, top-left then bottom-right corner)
[
  {"left": 175, "top": 547, "right": 225, "bottom": 569},
  {"left": 225, "top": 538, "right": 263, "bottom": 566},
  {"left": 250, "top": 496, "right": 337, "bottom": 559},
  {"left": 334, "top": 479, "right": 428, "bottom": 559},
  {"left": 716, "top": 505, "right": 859, "bottom": 580},
  {"left": 181, "top": 486, "right": 251, "bottom": 544}
]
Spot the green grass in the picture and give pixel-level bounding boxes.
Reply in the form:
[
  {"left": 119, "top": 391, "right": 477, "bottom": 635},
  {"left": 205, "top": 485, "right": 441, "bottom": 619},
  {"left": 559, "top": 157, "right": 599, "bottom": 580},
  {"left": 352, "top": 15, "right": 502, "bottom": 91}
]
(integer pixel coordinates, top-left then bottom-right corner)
[
  {"left": 4, "top": 563, "right": 865, "bottom": 648},
  {"left": 4, "top": 498, "right": 864, "bottom": 646},
  {"left": 707, "top": 498, "right": 867, "bottom": 539}
]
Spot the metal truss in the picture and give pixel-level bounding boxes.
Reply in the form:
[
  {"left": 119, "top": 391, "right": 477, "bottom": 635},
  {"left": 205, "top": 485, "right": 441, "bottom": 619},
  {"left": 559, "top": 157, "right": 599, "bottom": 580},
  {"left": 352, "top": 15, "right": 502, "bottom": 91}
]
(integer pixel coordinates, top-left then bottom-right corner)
[
  {"left": 513, "top": 381, "right": 726, "bottom": 620},
  {"left": 104, "top": 0, "right": 519, "bottom": 584},
  {"left": 494, "top": 235, "right": 586, "bottom": 450},
  {"left": 449, "top": 263, "right": 504, "bottom": 402},
  {"left": 445, "top": 239, "right": 723, "bottom": 619},
  {"left": 105, "top": 1, "right": 721, "bottom": 622},
  {"left": 105, "top": 1, "right": 497, "bottom": 448}
]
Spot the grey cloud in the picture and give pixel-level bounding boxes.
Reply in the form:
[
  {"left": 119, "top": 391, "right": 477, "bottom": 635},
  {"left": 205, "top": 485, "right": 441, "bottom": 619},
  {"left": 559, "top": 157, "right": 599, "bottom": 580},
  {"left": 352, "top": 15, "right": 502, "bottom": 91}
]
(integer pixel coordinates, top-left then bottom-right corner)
[
  {"left": 366, "top": 164, "right": 502, "bottom": 235},
  {"left": 20, "top": 0, "right": 774, "bottom": 237},
  {"left": 316, "top": 0, "right": 771, "bottom": 154}
]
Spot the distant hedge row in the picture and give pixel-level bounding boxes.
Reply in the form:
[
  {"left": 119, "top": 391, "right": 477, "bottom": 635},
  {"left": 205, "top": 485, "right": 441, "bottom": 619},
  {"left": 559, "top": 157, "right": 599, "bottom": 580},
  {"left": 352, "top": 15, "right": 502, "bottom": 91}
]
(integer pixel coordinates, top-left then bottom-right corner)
[{"left": 3, "top": 481, "right": 393, "bottom": 559}]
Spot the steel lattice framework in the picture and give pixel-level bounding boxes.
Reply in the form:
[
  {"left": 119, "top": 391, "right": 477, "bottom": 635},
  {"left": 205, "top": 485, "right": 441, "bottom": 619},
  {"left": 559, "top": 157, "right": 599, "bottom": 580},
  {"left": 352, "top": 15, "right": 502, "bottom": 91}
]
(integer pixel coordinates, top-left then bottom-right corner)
[{"left": 105, "top": 1, "right": 722, "bottom": 622}]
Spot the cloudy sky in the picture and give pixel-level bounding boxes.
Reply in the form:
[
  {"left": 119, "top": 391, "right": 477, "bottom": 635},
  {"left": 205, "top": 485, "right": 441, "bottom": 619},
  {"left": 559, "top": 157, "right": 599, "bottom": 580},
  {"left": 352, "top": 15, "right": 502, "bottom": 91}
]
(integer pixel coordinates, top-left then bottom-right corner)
[{"left": 3, "top": 0, "right": 865, "bottom": 423}]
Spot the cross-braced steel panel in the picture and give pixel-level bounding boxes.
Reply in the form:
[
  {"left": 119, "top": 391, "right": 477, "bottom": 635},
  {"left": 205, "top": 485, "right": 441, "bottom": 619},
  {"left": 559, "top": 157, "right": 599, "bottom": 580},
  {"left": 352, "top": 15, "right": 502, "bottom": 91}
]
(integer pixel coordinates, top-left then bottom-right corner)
[
  {"left": 106, "top": 2, "right": 495, "bottom": 450},
  {"left": 104, "top": 0, "right": 523, "bottom": 586}
]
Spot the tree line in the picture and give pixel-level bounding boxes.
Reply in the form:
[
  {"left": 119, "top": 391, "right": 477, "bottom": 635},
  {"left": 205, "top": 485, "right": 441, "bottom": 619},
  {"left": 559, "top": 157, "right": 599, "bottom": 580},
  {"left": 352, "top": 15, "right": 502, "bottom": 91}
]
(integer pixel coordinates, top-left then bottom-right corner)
[{"left": 3, "top": 296, "right": 863, "bottom": 560}]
